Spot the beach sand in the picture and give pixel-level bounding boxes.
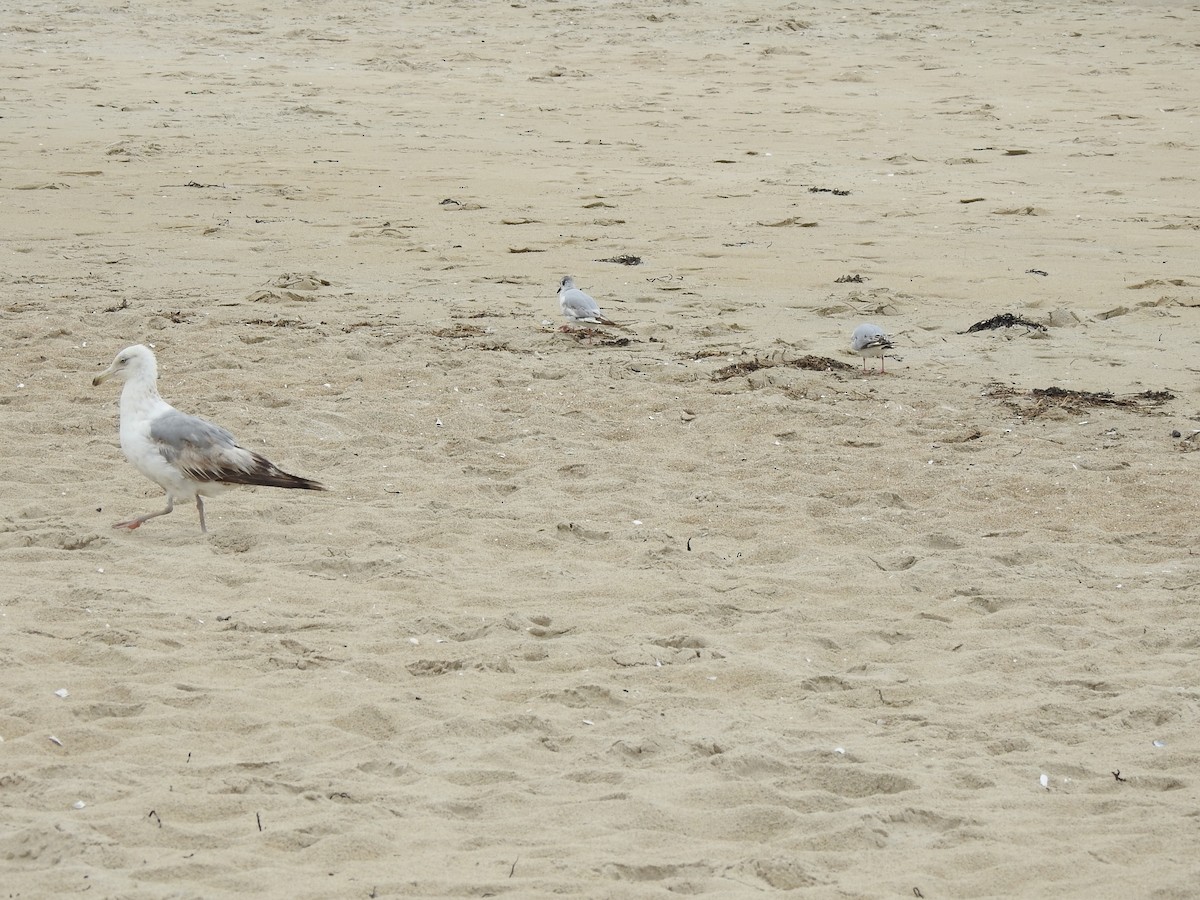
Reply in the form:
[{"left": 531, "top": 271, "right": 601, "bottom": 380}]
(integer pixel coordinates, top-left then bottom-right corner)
[{"left": 2, "top": 0, "right": 1199, "bottom": 896}]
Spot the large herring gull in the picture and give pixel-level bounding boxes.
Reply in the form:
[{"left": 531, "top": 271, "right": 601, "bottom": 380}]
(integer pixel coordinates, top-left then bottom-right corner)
[{"left": 92, "top": 344, "right": 326, "bottom": 533}]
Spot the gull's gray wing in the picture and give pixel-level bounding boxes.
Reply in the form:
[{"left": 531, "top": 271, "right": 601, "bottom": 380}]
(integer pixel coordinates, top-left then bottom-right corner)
[
  {"left": 562, "top": 287, "right": 622, "bottom": 327},
  {"left": 150, "top": 410, "right": 324, "bottom": 490},
  {"left": 150, "top": 411, "right": 238, "bottom": 459},
  {"left": 562, "top": 287, "right": 603, "bottom": 318}
]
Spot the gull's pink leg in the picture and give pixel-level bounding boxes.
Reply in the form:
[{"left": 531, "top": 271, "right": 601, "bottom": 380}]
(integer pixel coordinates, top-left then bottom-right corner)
[{"left": 113, "top": 497, "right": 175, "bottom": 530}]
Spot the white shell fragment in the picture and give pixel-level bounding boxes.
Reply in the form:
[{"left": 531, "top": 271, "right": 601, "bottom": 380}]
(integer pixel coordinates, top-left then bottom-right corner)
[
  {"left": 1039, "top": 773, "right": 1050, "bottom": 790},
  {"left": 54, "top": 688, "right": 69, "bottom": 699},
  {"left": 1153, "top": 740, "right": 1166, "bottom": 748},
  {"left": 73, "top": 800, "right": 87, "bottom": 810}
]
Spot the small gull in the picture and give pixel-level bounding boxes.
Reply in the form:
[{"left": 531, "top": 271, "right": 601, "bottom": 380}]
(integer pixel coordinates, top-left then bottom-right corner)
[
  {"left": 557, "top": 276, "right": 623, "bottom": 331},
  {"left": 850, "top": 323, "right": 894, "bottom": 374},
  {"left": 92, "top": 344, "right": 326, "bottom": 533}
]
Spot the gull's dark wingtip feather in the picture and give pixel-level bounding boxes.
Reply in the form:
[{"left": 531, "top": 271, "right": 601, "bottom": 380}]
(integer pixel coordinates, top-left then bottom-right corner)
[
  {"left": 273, "top": 472, "right": 326, "bottom": 492},
  {"left": 186, "top": 453, "right": 327, "bottom": 491},
  {"left": 235, "top": 465, "right": 326, "bottom": 492}
]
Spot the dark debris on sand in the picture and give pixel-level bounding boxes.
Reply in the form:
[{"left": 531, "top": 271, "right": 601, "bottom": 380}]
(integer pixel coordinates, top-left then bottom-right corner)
[
  {"left": 562, "top": 327, "right": 632, "bottom": 347},
  {"left": 711, "top": 353, "right": 856, "bottom": 382},
  {"left": 961, "top": 313, "right": 1047, "bottom": 333},
  {"left": 432, "top": 324, "right": 488, "bottom": 338},
  {"left": 984, "top": 384, "right": 1175, "bottom": 417},
  {"left": 1176, "top": 432, "right": 1200, "bottom": 453}
]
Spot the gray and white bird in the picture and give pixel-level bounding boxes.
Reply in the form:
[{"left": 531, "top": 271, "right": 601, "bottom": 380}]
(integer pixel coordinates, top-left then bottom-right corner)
[
  {"left": 850, "top": 323, "right": 894, "bottom": 373},
  {"left": 92, "top": 344, "right": 325, "bottom": 533},
  {"left": 557, "top": 276, "right": 622, "bottom": 330}
]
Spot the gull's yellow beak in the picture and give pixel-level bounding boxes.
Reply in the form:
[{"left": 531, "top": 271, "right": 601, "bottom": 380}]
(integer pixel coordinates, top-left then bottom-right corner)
[{"left": 92, "top": 364, "right": 116, "bottom": 387}]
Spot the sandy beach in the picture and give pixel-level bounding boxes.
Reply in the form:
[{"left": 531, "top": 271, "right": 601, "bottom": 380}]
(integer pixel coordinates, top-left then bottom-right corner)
[{"left": 3, "top": 0, "right": 1199, "bottom": 896}]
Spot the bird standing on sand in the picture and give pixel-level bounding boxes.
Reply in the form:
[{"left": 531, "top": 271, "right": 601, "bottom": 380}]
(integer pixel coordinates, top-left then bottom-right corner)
[
  {"left": 850, "top": 323, "right": 894, "bottom": 374},
  {"left": 92, "top": 344, "right": 325, "bottom": 533},
  {"left": 557, "top": 276, "right": 623, "bottom": 330}
]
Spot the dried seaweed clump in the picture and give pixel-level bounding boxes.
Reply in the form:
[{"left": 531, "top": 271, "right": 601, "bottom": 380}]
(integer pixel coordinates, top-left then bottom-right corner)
[
  {"left": 431, "top": 324, "right": 488, "bottom": 338},
  {"left": 712, "top": 359, "right": 765, "bottom": 381},
  {"left": 711, "top": 353, "right": 855, "bottom": 382},
  {"left": 984, "top": 384, "right": 1174, "bottom": 417},
  {"left": 962, "top": 313, "right": 1047, "bottom": 333}
]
